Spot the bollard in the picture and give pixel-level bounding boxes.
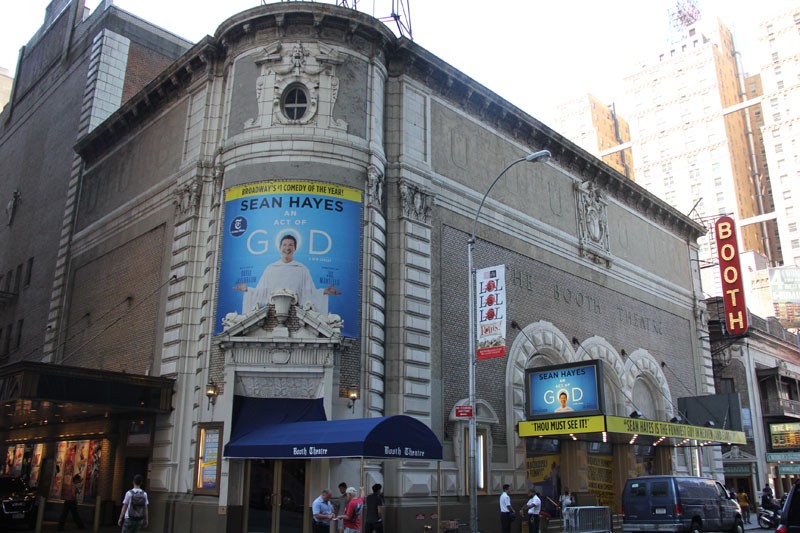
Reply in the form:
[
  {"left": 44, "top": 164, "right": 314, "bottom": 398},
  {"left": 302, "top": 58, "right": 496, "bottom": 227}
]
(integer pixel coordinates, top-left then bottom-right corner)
[
  {"left": 93, "top": 495, "right": 102, "bottom": 532},
  {"left": 35, "top": 495, "right": 46, "bottom": 533}
]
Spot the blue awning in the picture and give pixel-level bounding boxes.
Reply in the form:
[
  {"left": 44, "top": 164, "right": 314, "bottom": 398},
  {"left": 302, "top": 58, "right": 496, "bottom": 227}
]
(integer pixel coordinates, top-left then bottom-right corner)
[{"left": 224, "top": 397, "right": 442, "bottom": 460}]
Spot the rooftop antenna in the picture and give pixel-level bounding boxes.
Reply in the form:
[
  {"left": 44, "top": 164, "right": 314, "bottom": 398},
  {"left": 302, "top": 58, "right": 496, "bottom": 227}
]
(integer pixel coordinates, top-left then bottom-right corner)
[
  {"left": 669, "top": 0, "right": 701, "bottom": 42},
  {"left": 335, "top": 0, "right": 413, "bottom": 39}
]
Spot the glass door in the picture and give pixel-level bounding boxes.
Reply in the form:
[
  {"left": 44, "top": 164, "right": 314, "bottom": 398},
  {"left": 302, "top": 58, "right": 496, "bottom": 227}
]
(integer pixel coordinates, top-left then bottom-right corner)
[
  {"left": 248, "top": 460, "right": 275, "bottom": 533},
  {"left": 247, "top": 460, "right": 307, "bottom": 533}
]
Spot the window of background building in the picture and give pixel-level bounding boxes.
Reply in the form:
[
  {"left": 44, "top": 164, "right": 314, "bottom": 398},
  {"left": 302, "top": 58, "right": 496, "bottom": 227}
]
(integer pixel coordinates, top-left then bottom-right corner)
[
  {"left": 784, "top": 191, "right": 792, "bottom": 200},
  {"left": 24, "top": 258, "right": 33, "bottom": 287},
  {"left": 772, "top": 52, "right": 780, "bottom": 62},
  {"left": 787, "top": 206, "right": 795, "bottom": 217},
  {"left": 789, "top": 223, "right": 797, "bottom": 232},
  {"left": 13, "top": 265, "right": 21, "bottom": 293},
  {"left": 464, "top": 427, "right": 488, "bottom": 494},
  {"left": 793, "top": 240, "right": 800, "bottom": 249},
  {"left": 717, "top": 377, "right": 735, "bottom": 394},
  {"left": 14, "top": 320, "right": 22, "bottom": 350},
  {"left": 2, "top": 324, "right": 11, "bottom": 355}
]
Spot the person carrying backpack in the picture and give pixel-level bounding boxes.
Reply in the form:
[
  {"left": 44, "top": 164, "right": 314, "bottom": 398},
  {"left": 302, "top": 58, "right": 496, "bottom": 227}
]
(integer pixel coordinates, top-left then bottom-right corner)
[{"left": 118, "top": 474, "right": 149, "bottom": 532}]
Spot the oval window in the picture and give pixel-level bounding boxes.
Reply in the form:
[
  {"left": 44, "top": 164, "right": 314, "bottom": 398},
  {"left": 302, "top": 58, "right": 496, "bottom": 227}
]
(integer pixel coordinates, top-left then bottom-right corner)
[{"left": 282, "top": 85, "right": 308, "bottom": 120}]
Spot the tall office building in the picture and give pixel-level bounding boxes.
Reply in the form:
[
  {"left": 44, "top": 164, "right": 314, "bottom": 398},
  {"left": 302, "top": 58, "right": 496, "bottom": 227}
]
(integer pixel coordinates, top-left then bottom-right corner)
[
  {"left": 552, "top": 94, "right": 635, "bottom": 180},
  {"left": 624, "top": 16, "right": 768, "bottom": 297},
  {"left": 758, "top": 6, "right": 800, "bottom": 267}
]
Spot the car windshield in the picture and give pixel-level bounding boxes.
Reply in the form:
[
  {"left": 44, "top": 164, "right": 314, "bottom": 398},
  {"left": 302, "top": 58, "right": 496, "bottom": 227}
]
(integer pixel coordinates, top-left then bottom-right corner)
[{"left": 0, "top": 477, "right": 27, "bottom": 492}]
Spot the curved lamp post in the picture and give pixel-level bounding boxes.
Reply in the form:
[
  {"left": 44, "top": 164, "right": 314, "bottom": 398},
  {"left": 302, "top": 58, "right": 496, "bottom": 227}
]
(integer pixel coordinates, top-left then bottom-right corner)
[{"left": 467, "top": 149, "right": 551, "bottom": 533}]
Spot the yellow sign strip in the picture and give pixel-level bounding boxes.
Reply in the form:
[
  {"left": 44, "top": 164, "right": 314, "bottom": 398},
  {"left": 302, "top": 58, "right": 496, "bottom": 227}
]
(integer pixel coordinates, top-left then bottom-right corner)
[
  {"left": 605, "top": 416, "right": 747, "bottom": 444},
  {"left": 517, "top": 415, "right": 747, "bottom": 444},
  {"left": 225, "top": 181, "right": 362, "bottom": 202},
  {"left": 519, "top": 416, "right": 606, "bottom": 437}
]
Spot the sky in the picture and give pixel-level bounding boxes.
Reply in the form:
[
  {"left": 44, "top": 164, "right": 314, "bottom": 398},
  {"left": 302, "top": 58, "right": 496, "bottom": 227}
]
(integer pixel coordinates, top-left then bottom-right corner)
[{"left": 0, "top": 0, "right": 793, "bottom": 124}]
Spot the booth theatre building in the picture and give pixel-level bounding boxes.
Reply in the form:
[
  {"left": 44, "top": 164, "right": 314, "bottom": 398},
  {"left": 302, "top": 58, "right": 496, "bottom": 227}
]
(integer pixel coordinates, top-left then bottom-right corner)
[{"left": 0, "top": 2, "right": 741, "bottom": 532}]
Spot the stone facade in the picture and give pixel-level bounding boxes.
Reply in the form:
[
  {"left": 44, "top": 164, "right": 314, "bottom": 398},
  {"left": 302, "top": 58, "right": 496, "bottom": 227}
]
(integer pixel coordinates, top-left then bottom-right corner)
[{"left": 0, "top": 2, "right": 723, "bottom": 533}]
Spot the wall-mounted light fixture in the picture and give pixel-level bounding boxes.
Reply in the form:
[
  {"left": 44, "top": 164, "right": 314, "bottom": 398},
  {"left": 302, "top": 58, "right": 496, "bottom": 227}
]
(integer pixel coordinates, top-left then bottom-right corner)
[
  {"left": 670, "top": 415, "right": 684, "bottom": 424},
  {"left": 705, "top": 420, "right": 716, "bottom": 427},
  {"left": 205, "top": 381, "right": 219, "bottom": 409},
  {"left": 630, "top": 410, "right": 643, "bottom": 419},
  {"left": 347, "top": 391, "right": 358, "bottom": 412}
]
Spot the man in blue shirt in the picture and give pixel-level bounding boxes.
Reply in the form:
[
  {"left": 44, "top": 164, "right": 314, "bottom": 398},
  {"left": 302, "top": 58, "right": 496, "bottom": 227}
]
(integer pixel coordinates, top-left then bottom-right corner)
[{"left": 312, "top": 488, "right": 335, "bottom": 533}]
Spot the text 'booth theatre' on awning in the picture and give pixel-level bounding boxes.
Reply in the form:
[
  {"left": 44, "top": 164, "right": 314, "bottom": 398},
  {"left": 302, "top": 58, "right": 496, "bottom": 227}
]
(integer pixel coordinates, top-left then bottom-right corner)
[{"left": 223, "top": 397, "right": 443, "bottom": 460}]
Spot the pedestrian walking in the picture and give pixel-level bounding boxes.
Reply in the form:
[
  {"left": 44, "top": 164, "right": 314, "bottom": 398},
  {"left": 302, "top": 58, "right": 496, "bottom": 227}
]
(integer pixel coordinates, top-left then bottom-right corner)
[
  {"left": 57, "top": 474, "right": 85, "bottom": 531},
  {"left": 117, "top": 474, "right": 149, "bottom": 533},
  {"left": 737, "top": 488, "right": 751, "bottom": 523}
]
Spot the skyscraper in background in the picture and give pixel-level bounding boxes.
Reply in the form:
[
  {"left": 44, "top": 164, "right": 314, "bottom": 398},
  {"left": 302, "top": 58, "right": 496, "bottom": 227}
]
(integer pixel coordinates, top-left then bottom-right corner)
[
  {"left": 552, "top": 94, "right": 635, "bottom": 181},
  {"left": 624, "top": 16, "right": 769, "bottom": 299}
]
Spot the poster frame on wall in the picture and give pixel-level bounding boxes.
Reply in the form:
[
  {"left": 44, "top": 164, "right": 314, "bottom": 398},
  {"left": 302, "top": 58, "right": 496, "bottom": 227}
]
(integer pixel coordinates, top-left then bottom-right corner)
[{"left": 194, "top": 422, "right": 223, "bottom": 496}]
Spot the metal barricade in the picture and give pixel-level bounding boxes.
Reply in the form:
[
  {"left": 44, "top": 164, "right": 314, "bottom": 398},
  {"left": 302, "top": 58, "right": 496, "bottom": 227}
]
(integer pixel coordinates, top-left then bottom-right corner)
[{"left": 563, "top": 506, "right": 612, "bottom": 533}]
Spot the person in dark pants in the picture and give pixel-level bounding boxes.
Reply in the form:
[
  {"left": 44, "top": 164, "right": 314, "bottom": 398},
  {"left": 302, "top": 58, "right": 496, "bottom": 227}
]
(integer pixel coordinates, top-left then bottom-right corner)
[
  {"left": 524, "top": 489, "right": 542, "bottom": 533},
  {"left": 363, "top": 483, "right": 384, "bottom": 533},
  {"left": 500, "top": 483, "right": 515, "bottom": 533},
  {"left": 58, "top": 474, "right": 85, "bottom": 531}
]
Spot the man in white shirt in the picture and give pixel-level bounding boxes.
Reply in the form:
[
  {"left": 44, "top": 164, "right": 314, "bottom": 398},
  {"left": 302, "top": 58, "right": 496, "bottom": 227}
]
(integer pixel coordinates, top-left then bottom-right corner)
[
  {"left": 524, "top": 488, "right": 542, "bottom": 533},
  {"left": 500, "top": 483, "right": 515, "bottom": 533},
  {"left": 234, "top": 234, "right": 341, "bottom": 313}
]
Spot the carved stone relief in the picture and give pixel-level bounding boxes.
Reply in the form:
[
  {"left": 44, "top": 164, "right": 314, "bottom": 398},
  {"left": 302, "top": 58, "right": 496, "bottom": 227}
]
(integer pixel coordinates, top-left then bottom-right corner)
[
  {"left": 244, "top": 41, "right": 347, "bottom": 131},
  {"left": 173, "top": 176, "right": 202, "bottom": 219},
  {"left": 399, "top": 181, "right": 433, "bottom": 224},
  {"left": 367, "top": 164, "right": 384, "bottom": 210},
  {"left": 574, "top": 180, "right": 611, "bottom": 266},
  {"left": 235, "top": 374, "right": 324, "bottom": 398}
]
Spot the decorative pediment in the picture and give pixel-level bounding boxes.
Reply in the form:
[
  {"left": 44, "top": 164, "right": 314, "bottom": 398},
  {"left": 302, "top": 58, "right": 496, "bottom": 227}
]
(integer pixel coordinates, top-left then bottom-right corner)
[
  {"left": 722, "top": 445, "right": 757, "bottom": 461},
  {"left": 219, "top": 302, "right": 342, "bottom": 345},
  {"left": 244, "top": 41, "right": 347, "bottom": 131}
]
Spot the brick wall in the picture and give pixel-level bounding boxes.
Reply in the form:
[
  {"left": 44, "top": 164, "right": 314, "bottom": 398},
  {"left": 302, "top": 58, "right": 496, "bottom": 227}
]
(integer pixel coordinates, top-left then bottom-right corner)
[
  {"left": 63, "top": 225, "right": 166, "bottom": 372},
  {"left": 122, "top": 41, "right": 176, "bottom": 104}
]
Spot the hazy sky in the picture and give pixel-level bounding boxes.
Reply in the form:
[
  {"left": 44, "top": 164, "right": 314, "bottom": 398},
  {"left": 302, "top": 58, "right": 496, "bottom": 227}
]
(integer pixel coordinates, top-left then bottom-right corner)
[{"left": 0, "top": 0, "right": 793, "bottom": 123}]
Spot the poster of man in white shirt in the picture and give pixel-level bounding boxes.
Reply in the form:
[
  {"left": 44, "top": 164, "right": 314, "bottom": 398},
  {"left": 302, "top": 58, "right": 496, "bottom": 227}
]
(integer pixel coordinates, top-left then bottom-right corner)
[{"left": 217, "top": 181, "right": 362, "bottom": 338}]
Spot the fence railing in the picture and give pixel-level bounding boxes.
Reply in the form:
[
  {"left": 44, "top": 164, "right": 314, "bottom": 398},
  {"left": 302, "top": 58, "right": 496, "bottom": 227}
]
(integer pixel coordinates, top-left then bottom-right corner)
[{"left": 563, "top": 506, "right": 612, "bottom": 533}]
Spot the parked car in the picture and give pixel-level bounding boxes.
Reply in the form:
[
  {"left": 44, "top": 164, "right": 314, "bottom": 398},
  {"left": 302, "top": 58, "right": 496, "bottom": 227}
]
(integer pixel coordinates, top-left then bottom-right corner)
[
  {"left": 0, "top": 476, "right": 38, "bottom": 528},
  {"left": 777, "top": 480, "right": 800, "bottom": 533},
  {"left": 622, "top": 475, "right": 743, "bottom": 533}
]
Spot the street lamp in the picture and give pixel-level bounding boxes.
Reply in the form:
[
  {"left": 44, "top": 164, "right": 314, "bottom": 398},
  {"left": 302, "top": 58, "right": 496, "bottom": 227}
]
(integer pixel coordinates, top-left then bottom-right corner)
[{"left": 466, "top": 149, "right": 551, "bottom": 533}]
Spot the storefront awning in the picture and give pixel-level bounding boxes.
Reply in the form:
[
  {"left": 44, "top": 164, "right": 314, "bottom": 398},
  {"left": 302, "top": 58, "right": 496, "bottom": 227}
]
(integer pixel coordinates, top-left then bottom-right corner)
[
  {"left": 0, "top": 361, "right": 174, "bottom": 438},
  {"left": 224, "top": 396, "right": 443, "bottom": 460}
]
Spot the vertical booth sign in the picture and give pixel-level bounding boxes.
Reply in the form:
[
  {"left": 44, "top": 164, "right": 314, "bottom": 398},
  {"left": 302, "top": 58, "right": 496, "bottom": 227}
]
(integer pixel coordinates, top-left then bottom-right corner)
[
  {"left": 476, "top": 265, "right": 506, "bottom": 360},
  {"left": 714, "top": 216, "right": 748, "bottom": 335}
]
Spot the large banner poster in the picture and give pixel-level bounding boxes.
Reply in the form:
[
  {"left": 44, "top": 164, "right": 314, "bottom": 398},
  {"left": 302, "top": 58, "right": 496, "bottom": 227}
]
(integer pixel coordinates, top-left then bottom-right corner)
[
  {"left": 476, "top": 265, "right": 506, "bottom": 360},
  {"left": 217, "top": 181, "right": 363, "bottom": 338}
]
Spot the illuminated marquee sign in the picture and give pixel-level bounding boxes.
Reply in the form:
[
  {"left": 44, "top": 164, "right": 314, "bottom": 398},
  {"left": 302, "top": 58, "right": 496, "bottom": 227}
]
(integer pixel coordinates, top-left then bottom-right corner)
[
  {"left": 519, "top": 415, "right": 606, "bottom": 436},
  {"left": 714, "top": 216, "right": 748, "bottom": 335},
  {"left": 526, "top": 361, "right": 604, "bottom": 419},
  {"left": 606, "top": 416, "right": 746, "bottom": 444},
  {"left": 770, "top": 422, "right": 800, "bottom": 449}
]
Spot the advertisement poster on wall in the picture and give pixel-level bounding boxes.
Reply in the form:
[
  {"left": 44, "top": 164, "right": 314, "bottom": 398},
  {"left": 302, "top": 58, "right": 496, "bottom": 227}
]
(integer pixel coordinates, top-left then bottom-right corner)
[
  {"left": 30, "top": 444, "right": 44, "bottom": 488},
  {"left": 526, "top": 454, "right": 561, "bottom": 516},
  {"left": 216, "top": 181, "right": 363, "bottom": 339},
  {"left": 526, "top": 361, "right": 604, "bottom": 418},
  {"left": 475, "top": 265, "right": 506, "bottom": 360},
  {"left": 49, "top": 439, "right": 102, "bottom": 501},
  {"left": 50, "top": 441, "right": 67, "bottom": 499},
  {"left": 588, "top": 453, "right": 615, "bottom": 508}
]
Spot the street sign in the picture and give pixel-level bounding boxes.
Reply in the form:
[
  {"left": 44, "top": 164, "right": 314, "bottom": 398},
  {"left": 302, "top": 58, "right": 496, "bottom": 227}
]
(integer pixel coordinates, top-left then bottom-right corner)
[{"left": 455, "top": 405, "right": 473, "bottom": 418}]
